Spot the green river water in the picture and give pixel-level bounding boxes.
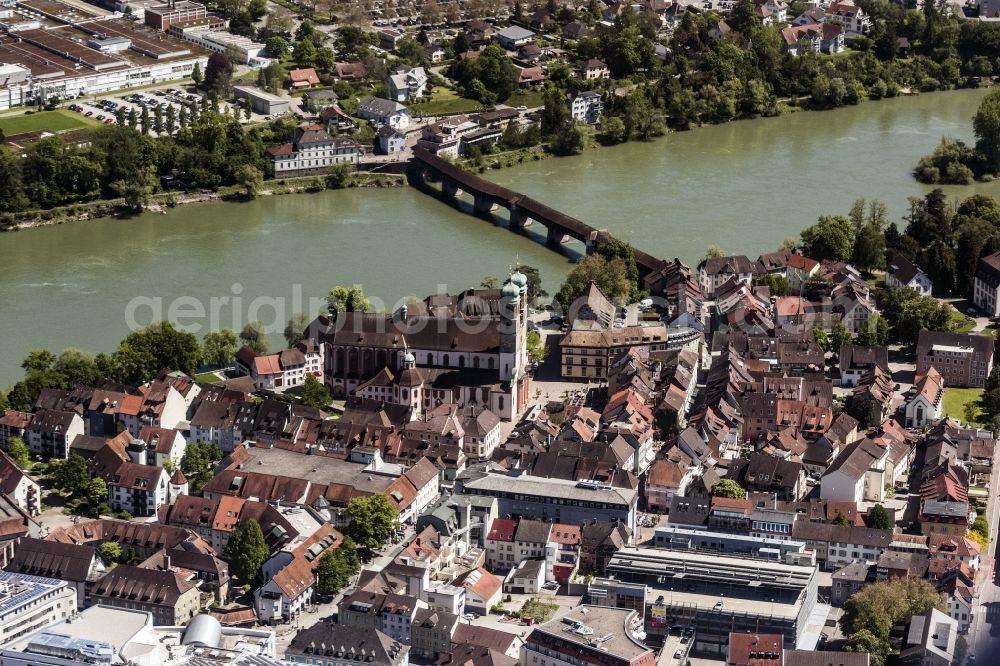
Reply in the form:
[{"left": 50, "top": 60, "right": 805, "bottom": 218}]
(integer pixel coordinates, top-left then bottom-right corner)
[{"left": 0, "top": 87, "right": 996, "bottom": 385}]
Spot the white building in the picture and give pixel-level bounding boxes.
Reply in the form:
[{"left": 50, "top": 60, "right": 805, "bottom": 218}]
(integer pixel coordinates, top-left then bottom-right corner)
[
  {"left": 900, "top": 608, "right": 957, "bottom": 666},
  {"left": 118, "top": 380, "right": 187, "bottom": 437},
  {"left": 171, "top": 24, "right": 267, "bottom": 65},
  {"left": 0, "top": 450, "right": 40, "bottom": 516},
  {"left": 0, "top": 570, "right": 76, "bottom": 645},
  {"left": 904, "top": 368, "right": 944, "bottom": 429},
  {"left": 256, "top": 525, "right": 341, "bottom": 624},
  {"left": 386, "top": 66, "right": 427, "bottom": 102},
  {"left": 886, "top": 255, "right": 933, "bottom": 296},
  {"left": 378, "top": 126, "right": 407, "bottom": 155},
  {"left": 234, "top": 341, "right": 325, "bottom": 392},
  {"left": 357, "top": 96, "right": 410, "bottom": 129},
  {"left": 26, "top": 410, "right": 84, "bottom": 460},
  {"left": 568, "top": 90, "right": 602, "bottom": 125},
  {"left": 820, "top": 439, "right": 885, "bottom": 504},
  {"left": 974, "top": 250, "right": 1000, "bottom": 316},
  {"left": 267, "top": 123, "right": 361, "bottom": 177},
  {"left": 138, "top": 426, "right": 187, "bottom": 469}
]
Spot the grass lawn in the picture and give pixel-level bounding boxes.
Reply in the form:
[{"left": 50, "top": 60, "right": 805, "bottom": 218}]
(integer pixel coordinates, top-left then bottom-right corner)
[
  {"left": 195, "top": 371, "right": 224, "bottom": 384},
  {"left": 0, "top": 109, "right": 93, "bottom": 135},
  {"left": 506, "top": 89, "right": 545, "bottom": 109},
  {"left": 519, "top": 598, "right": 559, "bottom": 623},
  {"left": 948, "top": 306, "right": 976, "bottom": 334},
  {"left": 942, "top": 387, "right": 984, "bottom": 424},
  {"left": 410, "top": 87, "right": 485, "bottom": 117}
]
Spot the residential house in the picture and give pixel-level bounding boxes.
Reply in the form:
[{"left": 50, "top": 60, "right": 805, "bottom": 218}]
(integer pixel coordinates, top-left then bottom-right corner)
[
  {"left": 820, "top": 439, "right": 886, "bottom": 504},
  {"left": 935, "top": 568, "right": 975, "bottom": 633},
  {"left": 503, "top": 558, "right": 544, "bottom": 593},
  {"left": 267, "top": 123, "right": 361, "bottom": 177},
  {"left": 288, "top": 67, "right": 320, "bottom": 89},
  {"left": 644, "top": 456, "right": 695, "bottom": 512},
  {"left": 781, "top": 23, "right": 845, "bottom": 55},
  {"left": 286, "top": 622, "right": 410, "bottom": 666},
  {"left": 830, "top": 560, "right": 874, "bottom": 606},
  {"left": 357, "top": 97, "right": 411, "bottom": 129},
  {"left": 5, "top": 537, "right": 108, "bottom": 606},
  {"left": 0, "top": 410, "right": 31, "bottom": 451},
  {"left": 827, "top": 1, "right": 871, "bottom": 36},
  {"left": 578, "top": 58, "right": 609, "bottom": 79},
  {"left": 920, "top": 500, "right": 969, "bottom": 536},
  {"left": 455, "top": 567, "right": 502, "bottom": 615},
  {"left": 378, "top": 126, "right": 407, "bottom": 155},
  {"left": 904, "top": 368, "right": 944, "bottom": 428},
  {"left": 900, "top": 608, "right": 957, "bottom": 666},
  {"left": 516, "top": 66, "right": 545, "bottom": 88},
  {"left": 0, "top": 450, "right": 40, "bottom": 516},
  {"left": 495, "top": 26, "right": 535, "bottom": 49},
  {"left": 727, "top": 632, "right": 783, "bottom": 666},
  {"left": 386, "top": 66, "right": 427, "bottom": 102},
  {"left": 485, "top": 518, "right": 516, "bottom": 570},
  {"left": 568, "top": 90, "right": 602, "bottom": 124},
  {"left": 916, "top": 330, "right": 994, "bottom": 389},
  {"left": 26, "top": 410, "right": 84, "bottom": 459},
  {"left": 90, "top": 564, "right": 200, "bottom": 625},
  {"left": 839, "top": 345, "right": 889, "bottom": 387},
  {"left": 698, "top": 255, "right": 755, "bottom": 298},
  {"left": 95, "top": 452, "right": 171, "bottom": 517},
  {"left": 886, "top": 255, "right": 933, "bottom": 296},
  {"left": 928, "top": 532, "right": 980, "bottom": 572},
  {"left": 118, "top": 380, "right": 187, "bottom": 437},
  {"left": 974, "top": 250, "right": 1000, "bottom": 316},
  {"left": 334, "top": 62, "right": 367, "bottom": 81},
  {"left": 730, "top": 453, "right": 807, "bottom": 501},
  {"left": 256, "top": 524, "right": 343, "bottom": 623},
  {"left": 137, "top": 426, "right": 186, "bottom": 469}
]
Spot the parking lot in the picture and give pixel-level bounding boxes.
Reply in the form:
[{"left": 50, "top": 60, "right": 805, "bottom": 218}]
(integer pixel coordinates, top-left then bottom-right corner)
[{"left": 64, "top": 84, "right": 248, "bottom": 136}]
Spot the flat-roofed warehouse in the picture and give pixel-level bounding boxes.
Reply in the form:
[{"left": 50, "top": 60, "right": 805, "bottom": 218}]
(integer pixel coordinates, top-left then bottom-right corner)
[
  {"left": 234, "top": 85, "right": 290, "bottom": 115},
  {"left": 0, "top": 6, "right": 209, "bottom": 111},
  {"left": 593, "top": 547, "right": 821, "bottom": 660}
]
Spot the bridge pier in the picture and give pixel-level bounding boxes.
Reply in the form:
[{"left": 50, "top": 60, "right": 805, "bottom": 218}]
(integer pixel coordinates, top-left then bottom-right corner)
[
  {"left": 510, "top": 209, "right": 528, "bottom": 230},
  {"left": 441, "top": 178, "right": 459, "bottom": 198},
  {"left": 473, "top": 194, "right": 494, "bottom": 214},
  {"left": 547, "top": 227, "right": 570, "bottom": 246}
]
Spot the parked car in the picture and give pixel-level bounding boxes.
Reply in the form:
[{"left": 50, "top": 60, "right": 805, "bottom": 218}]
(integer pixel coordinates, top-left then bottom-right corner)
[{"left": 96, "top": 114, "right": 105, "bottom": 120}]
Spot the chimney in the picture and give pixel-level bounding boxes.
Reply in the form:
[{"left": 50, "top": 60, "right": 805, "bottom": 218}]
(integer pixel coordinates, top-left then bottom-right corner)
[{"left": 164, "top": 554, "right": 171, "bottom": 570}]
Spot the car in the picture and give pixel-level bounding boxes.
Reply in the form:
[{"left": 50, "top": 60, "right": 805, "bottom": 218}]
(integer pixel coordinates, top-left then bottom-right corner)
[
  {"left": 679, "top": 637, "right": 688, "bottom": 644},
  {"left": 673, "top": 651, "right": 683, "bottom": 659},
  {"left": 463, "top": 613, "right": 476, "bottom": 620},
  {"left": 104, "top": 118, "right": 114, "bottom": 124},
  {"left": 85, "top": 111, "right": 93, "bottom": 116},
  {"left": 714, "top": 601, "right": 723, "bottom": 610},
  {"left": 516, "top": 105, "right": 528, "bottom": 111},
  {"left": 96, "top": 115, "right": 105, "bottom": 120},
  {"left": 968, "top": 307, "right": 978, "bottom": 315}
]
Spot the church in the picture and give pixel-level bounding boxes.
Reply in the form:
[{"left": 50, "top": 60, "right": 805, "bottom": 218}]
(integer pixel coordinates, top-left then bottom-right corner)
[{"left": 312, "top": 271, "right": 532, "bottom": 421}]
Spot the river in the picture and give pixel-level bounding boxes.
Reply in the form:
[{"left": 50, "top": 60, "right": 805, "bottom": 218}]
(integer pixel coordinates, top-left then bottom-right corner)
[{"left": 0, "top": 88, "right": 995, "bottom": 386}]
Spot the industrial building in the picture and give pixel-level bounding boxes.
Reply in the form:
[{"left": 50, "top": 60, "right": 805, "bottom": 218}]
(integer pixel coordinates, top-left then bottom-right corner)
[
  {"left": 594, "top": 548, "right": 821, "bottom": 659},
  {"left": 0, "top": 0, "right": 210, "bottom": 110}
]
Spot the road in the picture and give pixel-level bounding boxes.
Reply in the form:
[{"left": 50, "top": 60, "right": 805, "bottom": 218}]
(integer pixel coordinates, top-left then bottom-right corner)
[{"left": 968, "top": 438, "right": 1000, "bottom": 664}]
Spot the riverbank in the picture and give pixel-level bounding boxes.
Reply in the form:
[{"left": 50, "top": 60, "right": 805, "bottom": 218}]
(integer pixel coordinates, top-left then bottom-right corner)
[
  {"left": 460, "top": 85, "right": 989, "bottom": 174},
  {"left": 0, "top": 171, "right": 405, "bottom": 232}
]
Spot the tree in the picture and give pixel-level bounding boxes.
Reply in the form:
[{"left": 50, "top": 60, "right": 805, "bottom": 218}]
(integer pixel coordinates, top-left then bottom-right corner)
[
  {"left": 704, "top": 245, "right": 725, "bottom": 260},
  {"left": 113, "top": 321, "right": 202, "bottom": 382},
  {"left": 236, "top": 164, "right": 263, "bottom": 199},
  {"left": 866, "top": 503, "right": 893, "bottom": 530},
  {"left": 181, "top": 441, "right": 222, "bottom": 494},
  {"left": 98, "top": 541, "right": 122, "bottom": 563},
  {"left": 855, "top": 314, "right": 889, "bottom": 347},
  {"left": 833, "top": 511, "right": 850, "bottom": 526},
  {"left": 711, "top": 479, "right": 747, "bottom": 499},
  {"left": 520, "top": 265, "right": 547, "bottom": 303},
  {"left": 191, "top": 62, "right": 203, "bottom": 87},
  {"left": 971, "top": 515, "right": 990, "bottom": 538},
  {"left": 265, "top": 36, "right": 289, "bottom": 60},
  {"left": 316, "top": 536, "right": 361, "bottom": 594},
  {"left": 87, "top": 477, "right": 108, "bottom": 508},
  {"left": 481, "top": 276, "right": 499, "bottom": 289},
  {"left": 293, "top": 38, "right": 317, "bottom": 66},
  {"left": 843, "top": 577, "right": 944, "bottom": 666},
  {"left": 202, "top": 329, "right": 238, "bottom": 368},
  {"left": 556, "top": 254, "right": 633, "bottom": 310},
  {"left": 204, "top": 52, "right": 234, "bottom": 100},
  {"left": 140, "top": 105, "right": 150, "bottom": 134},
  {"left": 800, "top": 215, "right": 855, "bottom": 261},
  {"left": 345, "top": 494, "right": 399, "bottom": 550},
  {"left": 974, "top": 86, "right": 1000, "bottom": 174},
  {"left": 812, "top": 326, "right": 829, "bottom": 352},
  {"left": 54, "top": 454, "right": 91, "bottom": 496},
  {"left": 824, "top": 324, "right": 850, "bottom": 356},
  {"left": 239, "top": 321, "right": 270, "bottom": 354},
  {"left": 224, "top": 518, "right": 269, "bottom": 584},
  {"left": 112, "top": 166, "right": 156, "bottom": 212},
  {"left": 853, "top": 223, "right": 887, "bottom": 275},
  {"left": 301, "top": 374, "right": 331, "bottom": 408},
  {"left": 327, "top": 286, "right": 371, "bottom": 315},
  {"left": 598, "top": 116, "right": 626, "bottom": 144},
  {"left": 527, "top": 330, "right": 547, "bottom": 364},
  {"left": 315, "top": 47, "right": 336, "bottom": 72},
  {"left": 284, "top": 313, "right": 309, "bottom": 347},
  {"left": 6, "top": 437, "right": 29, "bottom": 468},
  {"left": 847, "top": 629, "right": 889, "bottom": 666}
]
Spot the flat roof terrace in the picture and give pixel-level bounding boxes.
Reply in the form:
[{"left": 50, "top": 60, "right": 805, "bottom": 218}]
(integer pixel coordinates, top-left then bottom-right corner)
[
  {"left": 0, "top": 39, "right": 71, "bottom": 78},
  {"left": 16, "top": 0, "right": 106, "bottom": 23},
  {"left": 78, "top": 19, "right": 194, "bottom": 59},
  {"left": 14, "top": 27, "right": 124, "bottom": 69}
]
